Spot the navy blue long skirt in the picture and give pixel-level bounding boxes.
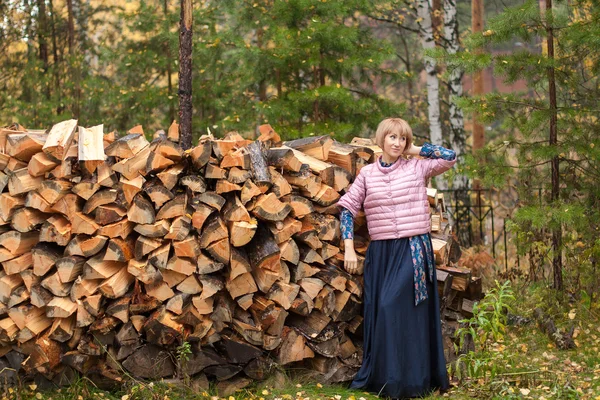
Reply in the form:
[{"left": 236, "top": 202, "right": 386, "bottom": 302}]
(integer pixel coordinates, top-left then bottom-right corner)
[{"left": 349, "top": 237, "right": 449, "bottom": 398}]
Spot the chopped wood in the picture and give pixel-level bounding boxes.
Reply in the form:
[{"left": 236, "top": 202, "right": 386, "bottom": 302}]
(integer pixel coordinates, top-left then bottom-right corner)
[
  {"left": 165, "top": 215, "right": 191, "bottom": 241},
  {"left": 247, "top": 225, "right": 280, "bottom": 271},
  {"left": 65, "top": 235, "right": 108, "bottom": 257},
  {"left": 42, "top": 119, "right": 78, "bottom": 161},
  {"left": 205, "top": 163, "right": 228, "bottom": 179},
  {"left": 10, "top": 208, "right": 49, "bottom": 232},
  {"left": 28, "top": 152, "right": 58, "bottom": 177},
  {"left": 98, "top": 267, "right": 134, "bottom": 298},
  {"left": 0, "top": 231, "right": 38, "bottom": 255},
  {"left": 39, "top": 215, "right": 71, "bottom": 246},
  {"left": 267, "top": 147, "right": 305, "bottom": 172},
  {"left": 8, "top": 169, "right": 44, "bottom": 196},
  {"left": 251, "top": 193, "right": 292, "bottom": 222},
  {"left": 228, "top": 220, "right": 257, "bottom": 247},
  {"left": 39, "top": 179, "right": 72, "bottom": 204},
  {"left": 70, "top": 212, "right": 99, "bottom": 235},
  {"left": 105, "top": 134, "right": 149, "bottom": 159},
  {"left": 247, "top": 141, "right": 271, "bottom": 191},
  {"left": 276, "top": 326, "right": 314, "bottom": 365},
  {"left": 0, "top": 193, "right": 25, "bottom": 221},
  {"left": 95, "top": 204, "right": 127, "bottom": 225},
  {"left": 156, "top": 194, "right": 187, "bottom": 220},
  {"left": 46, "top": 297, "right": 77, "bottom": 318},
  {"left": 78, "top": 125, "right": 105, "bottom": 174},
  {"left": 180, "top": 175, "right": 207, "bottom": 193},
  {"left": 189, "top": 140, "right": 212, "bottom": 169},
  {"left": 222, "top": 194, "right": 251, "bottom": 223},
  {"left": 226, "top": 167, "right": 252, "bottom": 184},
  {"left": 128, "top": 194, "right": 155, "bottom": 224},
  {"left": 98, "top": 218, "right": 134, "bottom": 239},
  {"left": 221, "top": 147, "right": 250, "bottom": 169},
  {"left": 8, "top": 132, "right": 47, "bottom": 162},
  {"left": 50, "top": 193, "right": 82, "bottom": 220},
  {"left": 216, "top": 179, "right": 242, "bottom": 194},
  {"left": 82, "top": 189, "right": 117, "bottom": 214},
  {"left": 56, "top": 256, "right": 85, "bottom": 283},
  {"left": 112, "top": 145, "right": 151, "bottom": 180},
  {"left": 25, "top": 190, "right": 52, "bottom": 213}
]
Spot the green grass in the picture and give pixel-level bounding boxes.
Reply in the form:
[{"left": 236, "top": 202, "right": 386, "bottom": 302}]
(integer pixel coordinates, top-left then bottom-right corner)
[{"left": 4, "top": 280, "right": 600, "bottom": 400}]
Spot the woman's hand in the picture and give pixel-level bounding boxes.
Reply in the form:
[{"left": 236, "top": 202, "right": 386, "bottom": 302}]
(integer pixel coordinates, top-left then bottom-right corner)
[{"left": 344, "top": 243, "right": 359, "bottom": 275}]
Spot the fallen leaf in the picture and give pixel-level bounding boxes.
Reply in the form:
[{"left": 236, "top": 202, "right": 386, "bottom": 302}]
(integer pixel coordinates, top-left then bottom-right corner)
[{"left": 520, "top": 388, "right": 531, "bottom": 395}]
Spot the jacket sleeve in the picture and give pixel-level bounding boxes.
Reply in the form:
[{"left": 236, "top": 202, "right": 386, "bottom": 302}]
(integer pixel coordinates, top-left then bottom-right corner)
[
  {"left": 417, "top": 143, "right": 457, "bottom": 179},
  {"left": 336, "top": 168, "right": 367, "bottom": 217}
]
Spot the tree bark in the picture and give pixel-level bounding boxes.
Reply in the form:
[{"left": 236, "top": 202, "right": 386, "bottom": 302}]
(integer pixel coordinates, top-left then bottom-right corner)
[
  {"left": 66, "top": 0, "right": 79, "bottom": 118},
  {"left": 37, "top": 0, "right": 50, "bottom": 100},
  {"left": 178, "top": 0, "right": 193, "bottom": 150},
  {"left": 443, "top": 0, "right": 468, "bottom": 190},
  {"left": 471, "top": 0, "right": 484, "bottom": 189},
  {"left": 416, "top": 0, "right": 443, "bottom": 188},
  {"left": 48, "top": 0, "right": 62, "bottom": 114},
  {"left": 416, "top": 0, "right": 442, "bottom": 146},
  {"left": 544, "top": 0, "right": 562, "bottom": 290},
  {"left": 164, "top": 0, "right": 175, "bottom": 122}
]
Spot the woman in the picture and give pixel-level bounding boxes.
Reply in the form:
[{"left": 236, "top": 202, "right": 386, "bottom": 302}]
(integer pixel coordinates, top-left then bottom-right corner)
[{"left": 337, "top": 118, "right": 456, "bottom": 398}]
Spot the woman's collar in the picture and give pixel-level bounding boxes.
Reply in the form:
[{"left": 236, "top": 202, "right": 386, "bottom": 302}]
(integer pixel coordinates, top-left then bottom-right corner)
[{"left": 376, "top": 155, "right": 404, "bottom": 174}]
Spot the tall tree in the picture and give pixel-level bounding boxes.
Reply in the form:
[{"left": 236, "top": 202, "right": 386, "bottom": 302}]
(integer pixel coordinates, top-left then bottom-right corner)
[
  {"left": 471, "top": 0, "right": 485, "bottom": 189},
  {"left": 449, "top": 0, "right": 600, "bottom": 290},
  {"left": 36, "top": 0, "right": 50, "bottom": 100},
  {"left": 179, "top": 0, "right": 193, "bottom": 149},
  {"left": 443, "top": 0, "right": 468, "bottom": 190},
  {"left": 416, "top": 0, "right": 444, "bottom": 188},
  {"left": 542, "top": 0, "right": 562, "bottom": 290},
  {"left": 217, "top": 0, "right": 403, "bottom": 141}
]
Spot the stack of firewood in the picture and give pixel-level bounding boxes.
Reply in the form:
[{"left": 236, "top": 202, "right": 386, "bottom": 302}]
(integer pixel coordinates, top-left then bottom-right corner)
[
  {"left": 0, "top": 120, "right": 386, "bottom": 389},
  {"left": 425, "top": 188, "right": 484, "bottom": 362},
  {"left": 0, "top": 119, "right": 477, "bottom": 390}
]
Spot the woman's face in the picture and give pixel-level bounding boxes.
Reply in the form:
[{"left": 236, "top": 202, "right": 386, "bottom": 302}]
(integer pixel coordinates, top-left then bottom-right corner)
[{"left": 383, "top": 132, "right": 407, "bottom": 159}]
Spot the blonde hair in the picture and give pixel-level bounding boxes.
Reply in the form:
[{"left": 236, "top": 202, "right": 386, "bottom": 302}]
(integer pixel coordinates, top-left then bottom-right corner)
[{"left": 374, "top": 118, "right": 413, "bottom": 150}]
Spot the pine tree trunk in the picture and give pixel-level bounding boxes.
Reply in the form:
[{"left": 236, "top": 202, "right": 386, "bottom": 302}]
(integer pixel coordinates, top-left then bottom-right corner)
[
  {"left": 471, "top": 0, "right": 484, "bottom": 190},
  {"left": 48, "top": 0, "right": 62, "bottom": 114},
  {"left": 416, "top": 0, "right": 444, "bottom": 187},
  {"left": 443, "top": 0, "right": 468, "bottom": 190},
  {"left": 37, "top": 0, "right": 50, "bottom": 100},
  {"left": 66, "top": 0, "right": 80, "bottom": 118},
  {"left": 178, "top": 0, "right": 193, "bottom": 150},
  {"left": 545, "top": 0, "right": 562, "bottom": 290},
  {"left": 164, "top": 0, "right": 175, "bottom": 122}
]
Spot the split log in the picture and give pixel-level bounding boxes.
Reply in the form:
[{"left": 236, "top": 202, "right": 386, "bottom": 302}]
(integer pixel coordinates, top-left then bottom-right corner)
[
  {"left": 7, "top": 132, "right": 47, "bottom": 162},
  {"left": 42, "top": 119, "right": 78, "bottom": 161},
  {"left": 283, "top": 135, "right": 333, "bottom": 161},
  {"left": 78, "top": 125, "right": 105, "bottom": 174},
  {"left": 105, "top": 134, "right": 149, "bottom": 159},
  {"left": 8, "top": 169, "right": 44, "bottom": 196}
]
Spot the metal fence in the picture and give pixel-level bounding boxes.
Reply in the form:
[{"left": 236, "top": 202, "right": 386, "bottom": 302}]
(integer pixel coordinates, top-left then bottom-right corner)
[{"left": 440, "top": 188, "right": 520, "bottom": 274}]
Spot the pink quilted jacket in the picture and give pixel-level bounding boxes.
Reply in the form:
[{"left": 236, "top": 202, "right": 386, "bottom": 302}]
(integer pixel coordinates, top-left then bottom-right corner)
[{"left": 337, "top": 156, "right": 456, "bottom": 240}]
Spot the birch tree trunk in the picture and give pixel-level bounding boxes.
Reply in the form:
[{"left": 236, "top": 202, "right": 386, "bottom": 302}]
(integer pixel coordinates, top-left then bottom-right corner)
[
  {"left": 443, "top": 0, "right": 468, "bottom": 190},
  {"left": 416, "top": 0, "right": 444, "bottom": 188}
]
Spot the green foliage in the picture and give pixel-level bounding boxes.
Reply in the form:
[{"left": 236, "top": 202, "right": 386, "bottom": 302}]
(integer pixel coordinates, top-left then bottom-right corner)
[
  {"left": 0, "top": 0, "right": 406, "bottom": 141},
  {"left": 452, "top": 281, "right": 515, "bottom": 381},
  {"left": 456, "top": 280, "right": 515, "bottom": 352},
  {"left": 438, "top": 0, "right": 600, "bottom": 289}
]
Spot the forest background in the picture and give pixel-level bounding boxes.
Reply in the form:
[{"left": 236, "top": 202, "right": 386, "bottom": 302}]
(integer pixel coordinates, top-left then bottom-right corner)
[
  {"left": 3, "top": 0, "right": 600, "bottom": 294},
  {"left": 2, "top": 0, "right": 600, "bottom": 397}
]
